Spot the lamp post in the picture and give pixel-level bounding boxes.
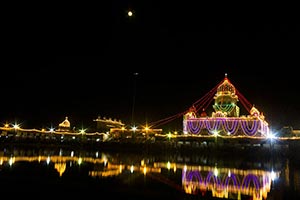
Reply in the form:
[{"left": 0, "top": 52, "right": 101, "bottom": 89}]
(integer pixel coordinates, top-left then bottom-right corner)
[{"left": 131, "top": 72, "right": 138, "bottom": 127}]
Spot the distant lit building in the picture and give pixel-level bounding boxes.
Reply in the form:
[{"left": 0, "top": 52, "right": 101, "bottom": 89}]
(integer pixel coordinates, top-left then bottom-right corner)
[
  {"left": 280, "top": 126, "right": 300, "bottom": 137},
  {"left": 56, "top": 116, "right": 71, "bottom": 132},
  {"left": 93, "top": 116, "right": 125, "bottom": 133}
]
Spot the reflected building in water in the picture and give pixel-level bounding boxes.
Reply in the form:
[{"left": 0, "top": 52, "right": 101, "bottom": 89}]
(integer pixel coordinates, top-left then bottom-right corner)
[{"left": 0, "top": 148, "right": 299, "bottom": 199}]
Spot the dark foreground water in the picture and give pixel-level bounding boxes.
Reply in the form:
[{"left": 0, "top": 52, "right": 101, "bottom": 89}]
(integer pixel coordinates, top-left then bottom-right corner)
[{"left": 0, "top": 145, "right": 299, "bottom": 200}]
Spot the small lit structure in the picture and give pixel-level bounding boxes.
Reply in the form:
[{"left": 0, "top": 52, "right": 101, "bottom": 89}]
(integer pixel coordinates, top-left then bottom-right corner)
[
  {"left": 56, "top": 117, "right": 71, "bottom": 132},
  {"left": 110, "top": 126, "right": 163, "bottom": 138},
  {"left": 93, "top": 116, "right": 125, "bottom": 133}
]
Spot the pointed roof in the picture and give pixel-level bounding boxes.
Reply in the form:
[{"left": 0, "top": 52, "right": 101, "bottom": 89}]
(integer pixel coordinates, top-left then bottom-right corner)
[{"left": 59, "top": 116, "right": 70, "bottom": 128}]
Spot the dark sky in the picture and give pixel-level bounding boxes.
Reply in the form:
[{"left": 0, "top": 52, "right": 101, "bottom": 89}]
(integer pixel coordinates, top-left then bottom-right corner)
[{"left": 1, "top": 1, "right": 299, "bottom": 131}]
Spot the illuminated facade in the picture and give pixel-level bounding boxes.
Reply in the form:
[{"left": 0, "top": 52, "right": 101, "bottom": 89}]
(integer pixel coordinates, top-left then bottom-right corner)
[
  {"left": 56, "top": 116, "right": 71, "bottom": 132},
  {"left": 93, "top": 116, "right": 125, "bottom": 133},
  {"left": 183, "top": 74, "right": 270, "bottom": 137}
]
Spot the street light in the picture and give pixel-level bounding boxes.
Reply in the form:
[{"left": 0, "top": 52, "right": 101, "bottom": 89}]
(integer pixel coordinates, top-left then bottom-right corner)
[{"left": 131, "top": 72, "right": 139, "bottom": 127}]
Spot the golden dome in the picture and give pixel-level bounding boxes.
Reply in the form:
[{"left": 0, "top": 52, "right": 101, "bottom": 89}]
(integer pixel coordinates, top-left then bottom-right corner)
[
  {"left": 216, "top": 77, "right": 236, "bottom": 95},
  {"left": 59, "top": 116, "right": 70, "bottom": 128}
]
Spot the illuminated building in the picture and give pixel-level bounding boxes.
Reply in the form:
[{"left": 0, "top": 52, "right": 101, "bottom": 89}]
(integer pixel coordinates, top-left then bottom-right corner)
[
  {"left": 183, "top": 74, "right": 270, "bottom": 137},
  {"left": 56, "top": 116, "right": 71, "bottom": 132},
  {"left": 93, "top": 116, "right": 125, "bottom": 133}
]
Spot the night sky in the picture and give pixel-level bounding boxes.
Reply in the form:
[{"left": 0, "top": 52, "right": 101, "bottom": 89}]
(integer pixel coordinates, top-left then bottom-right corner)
[{"left": 1, "top": 1, "right": 299, "bottom": 132}]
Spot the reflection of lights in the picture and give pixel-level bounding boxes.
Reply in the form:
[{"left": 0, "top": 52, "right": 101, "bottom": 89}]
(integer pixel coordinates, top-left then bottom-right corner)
[
  {"left": 167, "top": 161, "right": 171, "bottom": 170},
  {"left": 214, "top": 167, "right": 218, "bottom": 177},
  {"left": 143, "top": 166, "right": 147, "bottom": 175},
  {"left": 46, "top": 156, "right": 51, "bottom": 164},
  {"left": 78, "top": 157, "right": 82, "bottom": 165},
  {"left": 102, "top": 154, "right": 108, "bottom": 166},
  {"left": 9, "top": 157, "right": 14, "bottom": 166},
  {"left": 130, "top": 165, "right": 134, "bottom": 173},
  {"left": 182, "top": 167, "right": 279, "bottom": 198}
]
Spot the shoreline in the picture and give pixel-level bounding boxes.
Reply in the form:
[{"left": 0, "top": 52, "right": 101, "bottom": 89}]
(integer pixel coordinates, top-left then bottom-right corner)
[{"left": 1, "top": 137, "right": 299, "bottom": 160}]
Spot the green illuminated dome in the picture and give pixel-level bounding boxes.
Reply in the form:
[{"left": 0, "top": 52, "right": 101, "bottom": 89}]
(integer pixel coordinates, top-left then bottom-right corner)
[{"left": 213, "top": 75, "right": 239, "bottom": 117}]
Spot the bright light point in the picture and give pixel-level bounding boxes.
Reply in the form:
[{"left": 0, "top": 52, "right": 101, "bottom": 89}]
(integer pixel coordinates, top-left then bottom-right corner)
[
  {"left": 267, "top": 132, "right": 276, "bottom": 139},
  {"left": 213, "top": 131, "right": 218, "bottom": 137},
  {"left": 128, "top": 11, "right": 133, "bottom": 17},
  {"left": 167, "top": 132, "right": 172, "bottom": 139},
  {"left": 271, "top": 170, "right": 277, "bottom": 181},
  {"left": 13, "top": 124, "right": 20, "bottom": 129},
  {"left": 79, "top": 128, "right": 86, "bottom": 134}
]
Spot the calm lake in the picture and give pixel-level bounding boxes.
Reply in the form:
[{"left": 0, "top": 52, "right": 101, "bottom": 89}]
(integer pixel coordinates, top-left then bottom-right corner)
[{"left": 0, "top": 145, "right": 299, "bottom": 200}]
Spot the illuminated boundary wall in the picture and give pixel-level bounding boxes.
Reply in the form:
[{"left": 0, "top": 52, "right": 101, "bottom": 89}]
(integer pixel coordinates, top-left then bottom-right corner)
[{"left": 183, "top": 117, "right": 269, "bottom": 137}]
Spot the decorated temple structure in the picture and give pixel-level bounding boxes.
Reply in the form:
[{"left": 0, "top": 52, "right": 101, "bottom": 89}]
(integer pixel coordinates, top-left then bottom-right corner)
[
  {"left": 56, "top": 116, "right": 71, "bottom": 132},
  {"left": 183, "top": 74, "right": 270, "bottom": 137}
]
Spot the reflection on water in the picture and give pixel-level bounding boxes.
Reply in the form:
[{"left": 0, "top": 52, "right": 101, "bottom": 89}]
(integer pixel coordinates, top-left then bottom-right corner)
[
  {"left": 181, "top": 165, "right": 278, "bottom": 200},
  {"left": 0, "top": 147, "right": 299, "bottom": 199}
]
